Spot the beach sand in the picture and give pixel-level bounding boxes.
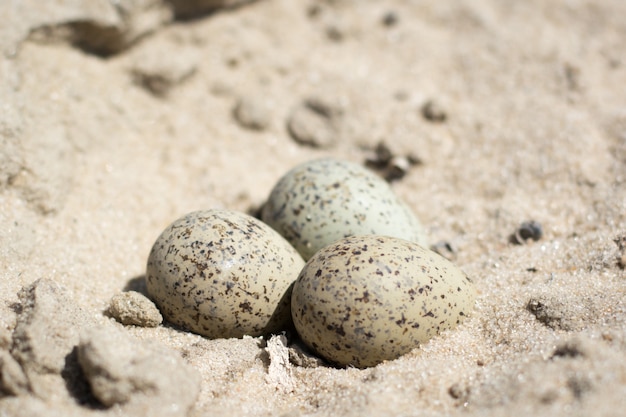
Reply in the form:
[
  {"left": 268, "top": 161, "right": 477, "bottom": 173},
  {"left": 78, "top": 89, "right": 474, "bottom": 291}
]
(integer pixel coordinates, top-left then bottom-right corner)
[{"left": 1, "top": 1, "right": 625, "bottom": 416}]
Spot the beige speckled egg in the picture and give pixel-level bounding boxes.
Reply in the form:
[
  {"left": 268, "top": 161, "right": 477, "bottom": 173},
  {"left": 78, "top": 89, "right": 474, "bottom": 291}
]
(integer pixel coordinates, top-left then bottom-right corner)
[
  {"left": 146, "top": 209, "right": 305, "bottom": 338},
  {"left": 261, "top": 158, "right": 428, "bottom": 260},
  {"left": 291, "top": 235, "right": 476, "bottom": 368}
]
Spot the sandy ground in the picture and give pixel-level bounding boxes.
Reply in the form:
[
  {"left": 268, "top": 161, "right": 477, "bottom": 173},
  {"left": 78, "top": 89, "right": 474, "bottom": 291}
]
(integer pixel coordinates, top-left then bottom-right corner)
[{"left": 1, "top": 0, "right": 626, "bottom": 416}]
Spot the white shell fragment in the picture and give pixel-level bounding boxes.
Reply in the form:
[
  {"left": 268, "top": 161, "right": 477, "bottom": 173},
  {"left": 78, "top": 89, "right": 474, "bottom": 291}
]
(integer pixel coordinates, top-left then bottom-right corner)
[
  {"left": 262, "top": 158, "right": 428, "bottom": 260},
  {"left": 291, "top": 235, "right": 476, "bottom": 368},
  {"left": 146, "top": 209, "right": 305, "bottom": 338}
]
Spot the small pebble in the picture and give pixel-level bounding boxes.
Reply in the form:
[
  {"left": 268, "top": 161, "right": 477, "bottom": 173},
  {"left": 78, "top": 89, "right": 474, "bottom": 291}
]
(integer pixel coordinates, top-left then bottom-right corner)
[
  {"left": 129, "top": 46, "right": 197, "bottom": 97},
  {"left": 381, "top": 11, "right": 399, "bottom": 27},
  {"left": 108, "top": 291, "right": 162, "bottom": 327},
  {"left": 613, "top": 235, "right": 626, "bottom": 269},
  {"left": 307, "top": 4, "right": 322, "bottom": 19},
  {"left": 448, "top": 383, "right": 470, "bottom": 401},
  {"left": 393, "top": 90, "right": 409, "bottom": 101},
  {"left": 146, "top": 209, "right": 305, "bottom": 338},
  {"left": 286, "top": 97, "right": 344, "bottom": 148},
  {"left": 233, "top": 96, "right": 271, "bottom": 131},
  {"left": 305, "top": 96, "right": 344, "bottom": 119},
  {"left": 291, "top": 235, "right": 476, "bottom": 368},
  {"left": 385, "top": 156, "right": 411, "bottom": 181},
  {"left": 551, "top": 337, "right": 588, "bottom": 359},
  {"left": 371, "top": 141, "right": 393, "bottom": 166},
  {"left": 511, "top": 220, "right": 543, "bottom": 244},
  {"left": 526, "top": 295, "right": 576, "bottom": 331},
  {"left": 262, "top": 158, "right": 428, "bottom": 260},
  {"left": 365, "top": 141, "right": 420, "bottom": 182},
  {"left": 210, "top": 81, "right": 235, "bottom": 97},
  {"left": 421, "top": 99, "right": 447, "bottom": 123},
  {"left": 430, "top": 240, "right": 456, "bottom": 261},
  {"left": 325, "top": 24, "right": 345, "bottom": 42}
]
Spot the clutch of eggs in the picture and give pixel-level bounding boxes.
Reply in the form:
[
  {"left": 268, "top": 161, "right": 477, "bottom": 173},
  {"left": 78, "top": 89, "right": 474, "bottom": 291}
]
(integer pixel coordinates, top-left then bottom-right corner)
[{"left": 144, "top": 159, "right": 476, "bottom": 368}]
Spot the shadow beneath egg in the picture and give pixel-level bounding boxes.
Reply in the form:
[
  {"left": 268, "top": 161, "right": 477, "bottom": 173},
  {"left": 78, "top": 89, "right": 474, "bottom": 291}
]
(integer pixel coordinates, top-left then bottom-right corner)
[
  {"left": 259, "top": 281, "right": 296, "bottom": 337},
  {"left": 120, "top": 274, "right": 337, "bottom": 370},
  {"left": 124, "top": 274, "right": 149, "bottom": 297},
  {"left": 247, "top": 201, "right": 266, "bottom": 221}
]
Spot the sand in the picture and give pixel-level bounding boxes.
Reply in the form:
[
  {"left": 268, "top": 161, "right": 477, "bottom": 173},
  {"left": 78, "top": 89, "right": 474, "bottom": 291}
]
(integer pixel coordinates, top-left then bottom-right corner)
[{"left": 1, "top": 0, "right": 625, "bottom": 416}]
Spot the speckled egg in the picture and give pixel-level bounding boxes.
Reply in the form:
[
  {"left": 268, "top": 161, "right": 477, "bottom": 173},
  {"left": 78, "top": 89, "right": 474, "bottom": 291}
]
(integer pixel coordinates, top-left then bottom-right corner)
[
  {"left": 261, "top": 158, "right": 427, "bottom": 260},
  {"left": 291, "top": 235, "right": 476, "bottom": 368},
  {"left": 146, "top": 209, "right": 305, "bottom": 339}
]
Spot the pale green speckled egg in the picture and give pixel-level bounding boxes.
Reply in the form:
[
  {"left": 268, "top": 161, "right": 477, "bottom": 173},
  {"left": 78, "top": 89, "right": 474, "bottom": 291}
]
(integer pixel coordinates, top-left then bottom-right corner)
[
  {"left": 146, "top": 209, "right": 305, "bottom": 339},
  {"left": 291, "top": 235, "right": 476, "bottom": 368},
  {"left": 261, "top": 158, "right": 428, "bottom": 261}
]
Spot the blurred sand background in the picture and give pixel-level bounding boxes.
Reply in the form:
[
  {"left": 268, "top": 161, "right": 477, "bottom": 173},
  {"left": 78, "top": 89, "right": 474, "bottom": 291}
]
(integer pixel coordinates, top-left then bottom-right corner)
[{"left": 1, "top": 0, "right": 625, "bottom": 416}]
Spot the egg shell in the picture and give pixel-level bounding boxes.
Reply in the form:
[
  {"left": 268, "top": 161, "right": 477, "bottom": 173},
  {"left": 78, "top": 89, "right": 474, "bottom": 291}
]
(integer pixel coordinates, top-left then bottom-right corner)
[
  {"left": 262, "top": 158, "right": 427, "bottom": 260},
  {"left": 146, "top": 209, "right": 305, "bottom": 339},
  {"left": 291, "top": 235, "right": 476, "bottom": 368}
]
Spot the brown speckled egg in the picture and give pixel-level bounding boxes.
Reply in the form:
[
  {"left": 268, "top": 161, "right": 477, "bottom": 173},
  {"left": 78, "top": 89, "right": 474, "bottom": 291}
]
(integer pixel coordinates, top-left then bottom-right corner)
[
  {"left": 261, "top": 158, "right": 428, "bottom": 260},
  {"left": 291, "top": 235, "right": 476, "bottom": 368},
  {"left": 146, "top": 209, "right": 305, "bottom": 338}
]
